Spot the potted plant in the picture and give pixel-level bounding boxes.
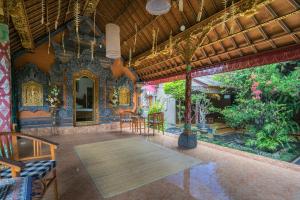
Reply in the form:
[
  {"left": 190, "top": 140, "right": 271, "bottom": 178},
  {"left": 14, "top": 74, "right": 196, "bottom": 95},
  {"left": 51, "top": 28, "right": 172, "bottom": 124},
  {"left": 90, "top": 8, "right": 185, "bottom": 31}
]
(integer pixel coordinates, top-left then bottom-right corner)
[{"left": 47, "top": 85, "right": 61, "bottom": 126}]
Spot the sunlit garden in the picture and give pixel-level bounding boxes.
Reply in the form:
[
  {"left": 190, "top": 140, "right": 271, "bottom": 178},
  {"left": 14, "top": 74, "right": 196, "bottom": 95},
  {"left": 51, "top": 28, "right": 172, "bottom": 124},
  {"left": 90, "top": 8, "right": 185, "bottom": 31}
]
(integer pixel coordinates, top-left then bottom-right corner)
[{"left": 145, "top": 61, "right": 300, "bottom": 163}]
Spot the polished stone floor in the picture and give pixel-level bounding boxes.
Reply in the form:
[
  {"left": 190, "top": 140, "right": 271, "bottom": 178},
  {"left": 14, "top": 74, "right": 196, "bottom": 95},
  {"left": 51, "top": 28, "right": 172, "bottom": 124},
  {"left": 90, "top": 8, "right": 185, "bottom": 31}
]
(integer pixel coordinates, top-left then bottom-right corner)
[{"left": 41, "top": 129, "right": 300, "bottom": 200}]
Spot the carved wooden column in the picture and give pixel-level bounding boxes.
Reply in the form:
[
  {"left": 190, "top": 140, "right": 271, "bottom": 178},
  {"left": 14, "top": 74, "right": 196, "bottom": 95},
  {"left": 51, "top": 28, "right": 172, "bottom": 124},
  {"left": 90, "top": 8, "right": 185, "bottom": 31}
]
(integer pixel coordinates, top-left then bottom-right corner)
[
  {"left": 184, "top": 63, "right": 192, "bottom": 135},
  {"left": 176, "top": 36, "right": 200, "bottom": 149},
  {"left": 0, "top": 15, "right": 11, "bottom": 131}
]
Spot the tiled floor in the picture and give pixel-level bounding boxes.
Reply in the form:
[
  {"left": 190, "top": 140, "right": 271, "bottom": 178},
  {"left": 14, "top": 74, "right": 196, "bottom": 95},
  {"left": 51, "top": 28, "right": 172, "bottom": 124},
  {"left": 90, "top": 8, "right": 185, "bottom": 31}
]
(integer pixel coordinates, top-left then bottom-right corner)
[{"left": 40, "top": 129, "right": 300, "bottom": 200}]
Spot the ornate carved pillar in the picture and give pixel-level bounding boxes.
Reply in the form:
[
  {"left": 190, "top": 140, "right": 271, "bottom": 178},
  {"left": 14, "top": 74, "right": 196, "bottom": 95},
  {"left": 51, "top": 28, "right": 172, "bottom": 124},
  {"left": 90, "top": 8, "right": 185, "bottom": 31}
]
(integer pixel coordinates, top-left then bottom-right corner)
[
  {"left": 177, "top": 36, "right": 199, "bottom": 149},
  {"left": 0, "top": 22, "right": 11, "bottom": 132},
  {"left": 184, "top": 64, "right": 192, "bottom": 135}
]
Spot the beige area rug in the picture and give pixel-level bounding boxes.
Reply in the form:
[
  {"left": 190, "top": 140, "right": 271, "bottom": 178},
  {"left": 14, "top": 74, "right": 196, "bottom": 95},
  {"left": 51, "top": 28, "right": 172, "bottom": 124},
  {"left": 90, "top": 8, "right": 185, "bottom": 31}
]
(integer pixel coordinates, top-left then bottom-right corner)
[{"left": 75, "top": 137, "right": 201, "bottom": 198}]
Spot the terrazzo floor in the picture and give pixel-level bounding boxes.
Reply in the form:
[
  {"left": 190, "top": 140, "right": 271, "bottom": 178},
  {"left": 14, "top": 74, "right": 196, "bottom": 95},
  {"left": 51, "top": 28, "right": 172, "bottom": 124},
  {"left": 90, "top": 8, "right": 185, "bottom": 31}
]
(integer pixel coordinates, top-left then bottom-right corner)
[{"left": 38, "top": 129, "right": 300, "bottom": 200}]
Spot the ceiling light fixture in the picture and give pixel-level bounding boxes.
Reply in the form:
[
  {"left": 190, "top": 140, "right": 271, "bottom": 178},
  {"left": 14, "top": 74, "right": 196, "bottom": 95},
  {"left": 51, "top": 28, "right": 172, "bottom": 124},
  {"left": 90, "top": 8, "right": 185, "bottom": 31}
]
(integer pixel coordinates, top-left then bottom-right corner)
[{"left": 146, "top": 0, "right": 171, "bottom": 16}]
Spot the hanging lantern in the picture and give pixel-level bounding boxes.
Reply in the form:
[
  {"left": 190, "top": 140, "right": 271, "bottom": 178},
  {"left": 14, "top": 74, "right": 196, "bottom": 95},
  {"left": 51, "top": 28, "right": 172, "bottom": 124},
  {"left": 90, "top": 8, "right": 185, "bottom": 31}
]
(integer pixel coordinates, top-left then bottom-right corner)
[
  {"left": 146, "top": 0, "right": 171, "bottom": 16},
  {"left": 105, "top": 23, "right": 121, "bottom": 59}
]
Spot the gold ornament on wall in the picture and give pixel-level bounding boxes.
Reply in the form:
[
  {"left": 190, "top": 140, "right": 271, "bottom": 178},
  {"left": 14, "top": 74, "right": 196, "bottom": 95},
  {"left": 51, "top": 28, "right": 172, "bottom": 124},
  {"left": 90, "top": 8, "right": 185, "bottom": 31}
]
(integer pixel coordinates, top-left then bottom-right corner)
[
  {"left": 119, "top": 87, "right": 130, "bottom": 105},
  {"left": 22, "top": 81, "right": 43, "bottom": 107}
]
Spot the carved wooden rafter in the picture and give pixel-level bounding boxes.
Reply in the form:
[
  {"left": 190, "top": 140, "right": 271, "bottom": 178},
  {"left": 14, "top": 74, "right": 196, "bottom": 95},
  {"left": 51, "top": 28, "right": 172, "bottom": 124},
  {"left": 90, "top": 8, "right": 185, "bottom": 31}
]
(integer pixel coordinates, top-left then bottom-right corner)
[
  {"left": 8, "top": 0, "right": 34, "bottom": 49},
  {"left": 130, "top": 0, "right": 277, "bottom": 67},
  {"left": 137, "top": 8, "right": 299, "bottom": 75},
  {"left": 83, "top": 0, "right": 101, "bottom": 16}
]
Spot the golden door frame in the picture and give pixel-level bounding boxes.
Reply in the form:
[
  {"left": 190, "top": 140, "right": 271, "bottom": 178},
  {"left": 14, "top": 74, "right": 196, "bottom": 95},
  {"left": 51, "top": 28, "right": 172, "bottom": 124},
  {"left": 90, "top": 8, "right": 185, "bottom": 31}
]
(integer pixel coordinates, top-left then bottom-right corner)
[{"left": 73, "top": 70, "right": 99, "bottom": 126}]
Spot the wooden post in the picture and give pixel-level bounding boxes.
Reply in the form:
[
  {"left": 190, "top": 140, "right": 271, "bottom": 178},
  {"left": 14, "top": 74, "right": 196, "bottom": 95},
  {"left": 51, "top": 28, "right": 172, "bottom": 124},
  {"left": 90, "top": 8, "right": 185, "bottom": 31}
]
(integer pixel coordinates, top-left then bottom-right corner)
[{"left": 184, "top": 64, "right": 192, "bottom": 135}]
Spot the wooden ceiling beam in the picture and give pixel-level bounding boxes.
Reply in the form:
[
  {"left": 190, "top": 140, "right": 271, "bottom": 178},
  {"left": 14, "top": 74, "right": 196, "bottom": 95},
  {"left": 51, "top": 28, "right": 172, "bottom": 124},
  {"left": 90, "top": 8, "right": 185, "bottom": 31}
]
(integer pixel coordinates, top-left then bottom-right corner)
[
  {"left": 223, "top": 22, "right": 243, "bottom": 57},
  {"left": 137, "top": 9, "right": 300, "bottom": 73},
  {"left": 130, "top": 0, "right": 278, "bottom": 67},
  {"left": 251, "top": 15, "right": 277, "bottom": 48},
  {"left": 265, "top": 4, "right": 300, "bottom": 43},
  {"left": 9, "top": 0, "right": 35, "bottom": 50},
  {"left": 235, "top": 18, "right": 258, "bottom": 53},
  {"left": 83, "top": 0, "right": 102, "bottom": 16},
  {"left": 142, "top": 29, "right": 300, "bottom": 79},
  {"left": 287, "top": 0, "right": 300, "bottom": 9},
  {"left": 114, "top": 0, "right": 132, "bottom": 23},
  {"left": 212, "top": 28, "right": 231, "bottom": 59}
]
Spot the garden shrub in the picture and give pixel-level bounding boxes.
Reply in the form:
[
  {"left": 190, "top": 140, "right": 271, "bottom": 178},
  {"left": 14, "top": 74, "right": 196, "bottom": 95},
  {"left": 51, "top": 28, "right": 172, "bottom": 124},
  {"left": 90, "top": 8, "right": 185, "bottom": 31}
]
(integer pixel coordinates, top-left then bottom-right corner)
[{"left": 214, "top": 62, "right": 300, "bottom": 152}]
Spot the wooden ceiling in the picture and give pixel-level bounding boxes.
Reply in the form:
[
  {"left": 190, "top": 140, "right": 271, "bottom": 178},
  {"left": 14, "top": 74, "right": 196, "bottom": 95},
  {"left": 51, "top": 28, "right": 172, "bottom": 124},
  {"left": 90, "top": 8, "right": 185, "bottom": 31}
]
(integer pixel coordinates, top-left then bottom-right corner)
[{"left": 8, "top": 0, "right": 300, "bottom": 82}]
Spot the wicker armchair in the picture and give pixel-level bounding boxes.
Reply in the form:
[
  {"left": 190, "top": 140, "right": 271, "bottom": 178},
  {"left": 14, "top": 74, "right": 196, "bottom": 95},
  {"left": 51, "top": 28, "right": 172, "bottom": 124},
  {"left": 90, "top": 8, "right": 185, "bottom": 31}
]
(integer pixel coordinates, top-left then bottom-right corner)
[{"left": 0, "top": 132, "right": 59, "bottom": 199}]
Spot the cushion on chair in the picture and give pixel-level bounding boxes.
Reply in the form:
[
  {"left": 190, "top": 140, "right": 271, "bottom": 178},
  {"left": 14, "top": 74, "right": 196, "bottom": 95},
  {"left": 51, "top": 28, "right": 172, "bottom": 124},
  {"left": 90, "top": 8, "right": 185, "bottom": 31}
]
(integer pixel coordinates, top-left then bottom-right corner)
[{"left": 0, "top": 160, "right": 56, "bottom": 180}]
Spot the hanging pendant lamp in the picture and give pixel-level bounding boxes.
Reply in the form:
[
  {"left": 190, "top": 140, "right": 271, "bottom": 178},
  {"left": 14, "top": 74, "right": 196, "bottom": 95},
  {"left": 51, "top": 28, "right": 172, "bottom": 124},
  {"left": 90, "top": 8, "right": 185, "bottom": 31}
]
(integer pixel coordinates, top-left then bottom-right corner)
[
  {"left": 146, "top": 0, "right": 171, "bottom": 16},
  {"left": 106, "top": 23, "right": 121, "bottom": 59}
]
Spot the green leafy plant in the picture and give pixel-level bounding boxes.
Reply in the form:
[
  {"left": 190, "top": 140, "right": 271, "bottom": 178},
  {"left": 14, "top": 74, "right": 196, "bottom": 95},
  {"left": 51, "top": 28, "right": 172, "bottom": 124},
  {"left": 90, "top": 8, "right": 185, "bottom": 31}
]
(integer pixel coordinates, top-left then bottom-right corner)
[
  {"left": 47, "top": 84, "right": 61, "bottom": 107},
  {"left": 163, "top": 80, "right": 185, "bottom": 124},
  {"left": 213, "top": 62, "right": 300, "bottom": 152},
  {"left": 148, "top": 101, "right": 164, "bottom": 114}
]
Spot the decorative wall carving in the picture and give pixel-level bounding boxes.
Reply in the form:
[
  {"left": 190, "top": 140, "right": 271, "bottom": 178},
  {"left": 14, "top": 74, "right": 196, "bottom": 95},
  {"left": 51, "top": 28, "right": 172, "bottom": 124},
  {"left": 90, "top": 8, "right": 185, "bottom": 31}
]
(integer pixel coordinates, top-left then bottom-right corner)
[
  {"left": 14, "top": 17, "right": 137, "bottom": 129},
  {"left": 22, "top": 81, "right": 43, "bottom": 106},
  {"left": 119, "top": 86, "right": 130, "bottom": 105},
  {"left": 15, "top": 63, "right": 49, "bottom": 112}
]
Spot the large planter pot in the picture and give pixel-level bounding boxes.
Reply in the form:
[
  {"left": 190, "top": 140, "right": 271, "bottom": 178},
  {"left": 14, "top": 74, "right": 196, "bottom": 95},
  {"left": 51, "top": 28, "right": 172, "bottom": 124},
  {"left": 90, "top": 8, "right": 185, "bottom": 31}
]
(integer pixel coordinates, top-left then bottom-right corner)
[{"left": 178, "top": 133, "right": 197, "bottom": 149}]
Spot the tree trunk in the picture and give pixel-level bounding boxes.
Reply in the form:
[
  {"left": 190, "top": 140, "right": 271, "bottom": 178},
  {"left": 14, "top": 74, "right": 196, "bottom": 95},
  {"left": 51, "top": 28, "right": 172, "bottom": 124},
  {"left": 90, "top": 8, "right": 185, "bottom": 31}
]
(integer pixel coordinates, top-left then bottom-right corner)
[{"left": 184, "top": 64, "right": 192, "bottom": 135}]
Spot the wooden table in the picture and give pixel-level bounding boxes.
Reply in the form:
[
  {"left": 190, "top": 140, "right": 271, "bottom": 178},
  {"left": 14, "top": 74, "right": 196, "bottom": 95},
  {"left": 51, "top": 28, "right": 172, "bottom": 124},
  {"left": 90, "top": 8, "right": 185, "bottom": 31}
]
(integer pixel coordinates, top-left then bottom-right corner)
[{"left": 131, "top": 116, "right": 146, "bottom": 135}]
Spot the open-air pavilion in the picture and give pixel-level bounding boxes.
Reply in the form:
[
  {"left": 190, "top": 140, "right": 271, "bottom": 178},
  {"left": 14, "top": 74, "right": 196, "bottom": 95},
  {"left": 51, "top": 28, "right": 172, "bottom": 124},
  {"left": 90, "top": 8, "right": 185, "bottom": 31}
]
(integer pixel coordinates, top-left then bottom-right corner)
[{"left": 0, "top": 0, "right": 300, "bottom": 199}]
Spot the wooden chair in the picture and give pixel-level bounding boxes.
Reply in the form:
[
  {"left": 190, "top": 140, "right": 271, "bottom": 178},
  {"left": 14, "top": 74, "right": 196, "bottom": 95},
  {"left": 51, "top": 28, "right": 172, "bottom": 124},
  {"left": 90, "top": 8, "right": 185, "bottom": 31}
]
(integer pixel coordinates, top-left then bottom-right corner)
[
  {"left": 0, "top": 132, "right": 59, "bottom": 199},
  {"left": 147, "top": 112, "right": 164, "bottom": 136},
  {"left": 119, "top": 111, "right": 135, "bottom": 132}
]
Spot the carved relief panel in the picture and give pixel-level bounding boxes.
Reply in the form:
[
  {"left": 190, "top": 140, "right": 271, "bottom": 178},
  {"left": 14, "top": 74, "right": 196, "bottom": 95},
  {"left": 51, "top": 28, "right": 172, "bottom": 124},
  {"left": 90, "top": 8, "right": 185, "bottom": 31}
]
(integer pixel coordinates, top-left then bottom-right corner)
[
  {"left": 22, "top": 81, "right": 43, "bottom": 106},
  {"left": 119, "top": 86, "right": 130, "bottom": 105}
]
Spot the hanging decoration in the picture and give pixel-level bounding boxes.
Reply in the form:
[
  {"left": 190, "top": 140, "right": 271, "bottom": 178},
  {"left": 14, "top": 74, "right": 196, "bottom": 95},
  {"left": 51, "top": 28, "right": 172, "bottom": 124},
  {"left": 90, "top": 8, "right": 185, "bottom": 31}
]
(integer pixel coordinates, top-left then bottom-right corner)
[
  {"left": 91, "top": 40, "right": 95, "bottom": 61},
  {"left": 151, "top": 27, "right": 159, "bottom": 55},
  {"left": 196, "top": 0, "right": 204, "bottom": 22},
  {"left": 146, "top": 0, "right": 171, "bottom": 15},
  {"left": 46, "top": 0, "right": 50, "bottom": 54},
  {"left": 91, "top": 11, "right": 96, "bottom": 61},
  {"left": 55, "top": 0, "right": 61, "bottom": 30},
  {"left": 178, "top": 0, "right": 183, "bottom": 12},
  {"left": 133, "top": 23, "right": 138, "bottom": 53},
  {"left": 230, "top": 0, "right": 236, "bottom": 34},
  {"left": 74, "top": 0, "right": 80, "bottom": 58},
  {"left": 105, "top": 23, "right": 121, "bottom": 59},
  {"left": 48, "top": 28, "right": 51, "bottom": 54},
  {"left": 41, "top": 0, "right": 45, "bottom": 25},
  {"left": 62, "top": 31, "right": 66, "bottom": 55},
  {"left": 222, "top": 0, "right": 228, "bottom": 29},
  {"left": 74, "top": 1, "right": 80, "bottom": 34},
  {"left": 169, "top": 30, "right": 173, "bottom": 56},
  {"left": 128, "top": 48, "right": 132, "bottom": 67}
]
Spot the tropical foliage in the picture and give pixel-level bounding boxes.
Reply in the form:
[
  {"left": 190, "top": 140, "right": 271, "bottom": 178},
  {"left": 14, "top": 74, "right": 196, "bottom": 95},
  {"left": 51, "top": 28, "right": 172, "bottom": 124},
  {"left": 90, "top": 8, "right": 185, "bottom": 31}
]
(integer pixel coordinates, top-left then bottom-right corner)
[
  {"left": 214, "top": 61, "right": 300, "bottom": 152},
  {"left": 163, "top": 80, "right": 186, "bottom": 123},
  {"left": 47, "top": 84, "right": 61, "bottom": 107},
  {"left": 148, "top": 101, "right": 164, "bottom": 114}
]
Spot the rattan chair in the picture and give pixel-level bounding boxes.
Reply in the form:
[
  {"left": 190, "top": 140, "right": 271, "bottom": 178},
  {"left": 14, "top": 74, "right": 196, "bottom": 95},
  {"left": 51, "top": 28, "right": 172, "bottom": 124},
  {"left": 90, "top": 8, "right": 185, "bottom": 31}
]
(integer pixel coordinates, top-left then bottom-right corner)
[
  {"left": 0, "top": 132, "right": 59, "bottom": 199},
  {"left": 119, "top": 111, "right": 135, "bottom": 132},
  {"left": 147, "top": 112, "right": 164, "bottom": 135}
]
